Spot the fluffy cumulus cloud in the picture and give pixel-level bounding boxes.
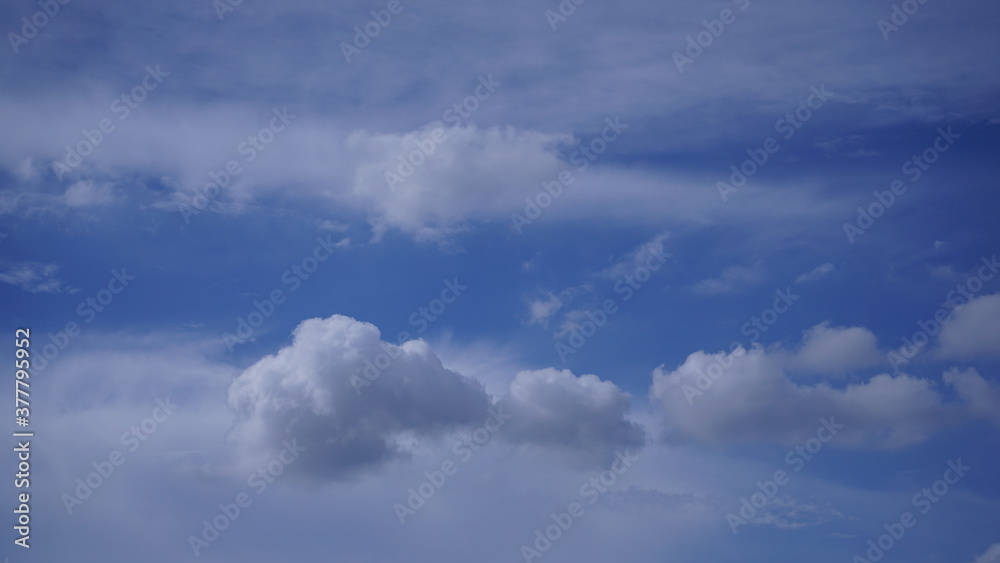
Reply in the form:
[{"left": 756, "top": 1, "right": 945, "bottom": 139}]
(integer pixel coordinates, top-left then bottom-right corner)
[
  {"left": 649, "top": 344, "right": 989, "bottom": 449},
  {"left": 226, "top": 315, "right": 645, "bottom": 478},
  {"left": 937, "top": 294, "right": 1000, "bottom": 360},
  {"left": 498, "top": 368, "right": 646, "bottom": 464},
  {"left": 226, "top": 314, "right": 493, "bottom": 479},
  {"left": 348, "top": 124, "right": 571, "bottom": 241},
  {"left": 788, "top": 322, "right": 883, "bottom": 375},
  {"left": 5, "top": 0, "right": 1000, "bottom": 558},
  {"left": 944, "top": 367, "right": 1000, "bottom": 427}
]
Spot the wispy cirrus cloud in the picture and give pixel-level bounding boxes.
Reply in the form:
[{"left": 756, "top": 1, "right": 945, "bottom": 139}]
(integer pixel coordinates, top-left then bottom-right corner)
[
  {"left": 692, "top": 261, "right": 764, "bottom": 295},
  {"left": 795, "top": 262, "right": 835, "bottom": 284},
  {"left": 0, "top": 261, "right": 75, "bottom": 294}
]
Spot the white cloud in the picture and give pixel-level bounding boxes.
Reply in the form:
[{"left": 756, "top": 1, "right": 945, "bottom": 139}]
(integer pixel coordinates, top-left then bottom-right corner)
[
  {"left": 597, "top": 231, "right": 672, "bottom": 280},
  {"left": 527, "top": 293, "right": 563, "bottom": 326},
  {"left": 788, "top": 322, "right": 883, "bottom": 375},
  {"left": 0, "top": 92, "right": 844, "bottom": 244},
  {"left": 931, "top": 264, "right": 958, "bottom": 280},
  {"left": 937, "top": 294, "right": 1000, "bottom": 360},
  {"left": 795, "top": 262, "right": 834, "bottom": 283},
  {"left": 348, "top": 123, "right": 572, "bottom": 242},
  {"left": 64, "top": 180, "right": 115, "bottom": 207},
  {"left": 526, "top": 284, "right": 595, "bottom": 336},
  {"left": 226, "top": 314, "right": 492, "bottom": 479},
  {"left": 944, "top": 368, "right": 1000, "bottom": 427},
  {"left": 0, "top": 261, "right": 72, "bottom": 293},
  {"left": 973, "top": 543, "right": 1000, "bottom": 563},
  {"left": 538, "top": 232, "right": 671, "bottom": 336},
  {"left": 692, "top": 262, "right": 764, "bottom": 295},
  {"left": 746, "top": 496, "right": 845, "bottom": 530},
  {"left": 318, "top": 219, "right": 350, "bottom": 232},
  {"left": 650, "top": 345, "right": 978, "bottom": 449},
  {"left": 15, "top": 158, "right": 39, "bottom": 183},
  {"left": 499, "top": 368, "right": 645, "bottom": 464},
  {"left": 227, "top": 315, "right": 648, "bottom": 478}
]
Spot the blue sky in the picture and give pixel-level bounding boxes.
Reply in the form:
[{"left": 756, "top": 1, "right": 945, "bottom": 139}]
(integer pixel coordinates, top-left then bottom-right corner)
[{"left": 2, "top": 0, "right": 1000, "bottom": 561}]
